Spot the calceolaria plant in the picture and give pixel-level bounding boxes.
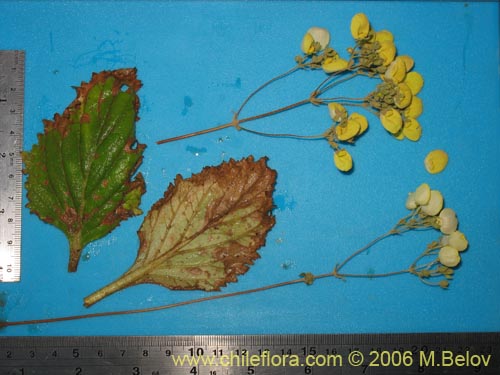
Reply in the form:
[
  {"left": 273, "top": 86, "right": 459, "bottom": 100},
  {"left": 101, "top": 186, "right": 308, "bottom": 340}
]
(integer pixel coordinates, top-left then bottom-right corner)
[
  {"left": 0, "top": 183, "right": 467, "bottom": 328},
  {"left": 157, "top": 13, "right": 424, "bottom": 173}
]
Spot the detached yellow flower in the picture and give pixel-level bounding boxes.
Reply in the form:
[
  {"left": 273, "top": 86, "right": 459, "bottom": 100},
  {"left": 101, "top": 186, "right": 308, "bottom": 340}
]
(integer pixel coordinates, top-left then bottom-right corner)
[
  {"left": 350, "top": 13, "right": 370, "bottom": 40},
  {"left": 424, "top": 149, "right": 448, "bottom": 174},
  {"left": 439, "top": 246, "right": 461, "bottom": 268},
  {"left": 322, "top": 56, "right": 349, "bottom": 73},
  {"left": 377, "top": 41, "right": 396, "bottom": 66},
  {"left": 334, "top": 149, "right": 353, "bottom": 172},
  {"left": 336, "top": 119, "right": 360, "bottom": 141},
  {"left": 328, "top": 102, "right": 347, "bottom": 122},
  {"left": 404, "top": 71, "right": 424, "bottom": 95},
  {"left": 349, "top": 112, "right": 368, "bottom": 135},
  {"left": 380, "top": 108, "right": 403, "bottom": 134},
  {"left": 403, "top": 96, "right": 423, "bottom": 118},
  {"left": 402, "top": 118, "right": 422, "bottom": 141},
  {"left": 395, "top": 82, "right": 413, "bottom": 109},
  {"left": 301, "top": 27, "right": 330, "bottom": 54}
]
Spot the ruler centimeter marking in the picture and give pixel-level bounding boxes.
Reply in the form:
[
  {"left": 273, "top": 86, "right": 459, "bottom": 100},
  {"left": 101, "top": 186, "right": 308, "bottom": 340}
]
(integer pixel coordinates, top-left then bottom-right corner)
[
  {"left": 0, "top": 50, "right": 24, "bottom": 282},
  {"left": 0, "top": 334, "right": 498, "bottom": 374}
]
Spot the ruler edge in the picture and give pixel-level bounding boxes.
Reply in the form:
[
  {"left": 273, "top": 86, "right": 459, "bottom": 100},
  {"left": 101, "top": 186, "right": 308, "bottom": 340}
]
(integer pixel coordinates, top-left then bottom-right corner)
[
  {"left": 0, "top": 332, "right": 499, "bottom": 348},
  {"left": 0, "top": 49, "right": 25, "bottom": 282}
]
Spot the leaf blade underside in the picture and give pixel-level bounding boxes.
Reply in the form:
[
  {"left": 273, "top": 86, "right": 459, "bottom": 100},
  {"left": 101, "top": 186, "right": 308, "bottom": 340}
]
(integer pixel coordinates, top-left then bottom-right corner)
[
  {"left": 22, "top": 69, "right": 146, "bottom": 272},
  {"left": 84, "top": 156, "right": 277, "bottom": 307}
]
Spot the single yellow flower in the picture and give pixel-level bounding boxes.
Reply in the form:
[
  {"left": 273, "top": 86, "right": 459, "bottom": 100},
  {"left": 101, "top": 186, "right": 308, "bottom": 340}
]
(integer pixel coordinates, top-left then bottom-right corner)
[
  {"left": 380, "top": 108, "right": 403, "bottom": 134},
  {"left": 404, "top": 71, "right": 424, "bottom": 95},
  {"left": 441, "top": 230, "right": 468, "bottom": 252},
  {"left": 398, "top": 55, "right": 414, "bottom": 71},
  {"left": 439, "top": 246, "right": 461, "bottom": 268},
  {"left": 424, "top": 149, "right": 448, "bottom": 174},
  {"left": 402, "top": 118, "right": 422, "bottom": 141},
  {"left": 322, "top": 56, "right": 349, "bottom": 73},
  {"left": 415, "top": 183, "right": 431, "bottom": 205},
  {"left": 384, "top": 57, "right": 407, "bottom": 83},
  {"left": 328, "top": 102, "right": 347, "bottom": 122},
  {"left": 377, "top": 41, "right": 396, "bottom": 66},
  {"left": 336, "top": 119, "right": 360, "bottom": 141},
  {"left": 349, "top": 112, "right": 368, "bottom": 135},
  {"left": 333, "top": 149, "right": 353, "bottom": 172},
  {"left": 438, "top": 208, "right": 458, "bottom": 235},
  {"left": 350, "top": 13, "right": 370, "bottom": 40},
  {"left": 395, "top": 83, "right": 413, "bottom": 109},
  {"left": 403, "top": 96, "right": 423, "bottom": 118},
  {"left": 421, "top": 190, "right": 443, "bottom": 216},
  {"left": 375, "top": 30, "right": 394, "bottom": 43},
  {"left": 301, "top": 27, "right": 330, "bottom": 54}
]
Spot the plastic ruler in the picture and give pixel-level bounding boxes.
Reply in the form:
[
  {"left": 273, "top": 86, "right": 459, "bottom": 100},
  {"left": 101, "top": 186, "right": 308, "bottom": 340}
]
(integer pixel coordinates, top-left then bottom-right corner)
[
  {"left": 0, "top": 50, "right": 24, "bottom": 282},
  {"left": 0, "top": 333, "right": 498, "bottom": 374}
]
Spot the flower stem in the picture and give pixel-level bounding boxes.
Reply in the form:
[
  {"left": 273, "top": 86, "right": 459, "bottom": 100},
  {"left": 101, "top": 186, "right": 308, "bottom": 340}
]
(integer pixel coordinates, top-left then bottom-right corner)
[{"left": 157, "top": 98, "right": 312, "bottom": 145}]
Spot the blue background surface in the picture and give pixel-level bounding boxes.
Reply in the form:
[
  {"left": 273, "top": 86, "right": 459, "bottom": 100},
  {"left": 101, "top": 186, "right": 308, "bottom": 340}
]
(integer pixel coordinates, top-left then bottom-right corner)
[{"left": 0, "top": 1, "right": 499, "bottom": 336}]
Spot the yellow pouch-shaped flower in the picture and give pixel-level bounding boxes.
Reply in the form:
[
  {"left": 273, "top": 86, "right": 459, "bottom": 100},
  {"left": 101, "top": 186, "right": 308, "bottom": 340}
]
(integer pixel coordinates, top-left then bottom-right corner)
[
  {"left": 328, "top": 102, "right": 347, "bottom": 122},
  {"left": 301, "top": 27, "right": 330, "bottom": 54},
  {"left": 380, "top": 108, "right": 403, "bottom": 133},
  {"left": 375, "top": 30, "right": 394, "bottom": 43},
  {"left": 336, "top": 118, "right": 360, "bottom": 141},
  {"left": 395, "top": 82, "right": 413, "bottom": 109},
  {"left": 334, "top": 149, "right": 353, "bottom": 172},
  {"left": 385, "top": 57, "right": 407, "bottom": 83},
  {"left": 402, "top": 118, "right": 422, "bottom": 141},
  {"left": 404, "top": 71, "right": 424, "bottom": 95},
  {"left": 403, "top": 96, "right": 423, "bottom": 119},
  {"left": 350, "top": 13, "right": 370, "bottom": 40},
  {"left": 322, "top": 56, "right": 349, "bottom": 73},
  {"left": 349, "top": 112, "right": 368, "bottom": 135},
  {"left": 377, "top": 41, "right": 396, "bottom": 66},
  {"left": 424, "top": 149, "right": 448, "bottom": 174}
]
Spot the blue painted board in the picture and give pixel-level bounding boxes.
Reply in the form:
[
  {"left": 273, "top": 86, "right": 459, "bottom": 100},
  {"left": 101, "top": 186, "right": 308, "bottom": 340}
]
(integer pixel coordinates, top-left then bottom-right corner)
[{"left": 0, "top": 1, "right": 499, "bottom": 335}]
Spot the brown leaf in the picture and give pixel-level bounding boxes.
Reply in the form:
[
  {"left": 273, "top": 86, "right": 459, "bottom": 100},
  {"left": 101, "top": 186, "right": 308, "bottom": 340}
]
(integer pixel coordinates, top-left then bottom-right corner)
[{"left": 84, "top": 156, "right": 277, "bottom": 306}]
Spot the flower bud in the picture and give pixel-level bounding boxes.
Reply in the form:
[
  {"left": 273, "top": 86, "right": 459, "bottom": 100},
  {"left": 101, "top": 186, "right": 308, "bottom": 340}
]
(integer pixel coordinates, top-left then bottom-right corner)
[{"left": 439, "top": 246, "right": 461, "bottom": 267}]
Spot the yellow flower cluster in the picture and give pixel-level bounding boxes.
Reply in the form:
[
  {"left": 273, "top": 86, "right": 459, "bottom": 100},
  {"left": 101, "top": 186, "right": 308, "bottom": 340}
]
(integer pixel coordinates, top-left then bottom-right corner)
[
  {"left": 406, "top": 183, "right": 468, "bottom": 276},
  {"left": 323, "top": 103, "right": 369, "bottom": 172},
  {"left": 296, "top": 14, "right": 424, "bottom": 172}
]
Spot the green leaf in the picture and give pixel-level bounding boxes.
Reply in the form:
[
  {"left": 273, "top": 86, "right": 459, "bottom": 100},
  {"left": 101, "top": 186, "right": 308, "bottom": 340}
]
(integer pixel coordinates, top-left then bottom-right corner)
[
  {"left": 22, "top": 69, "right": 146, "bottom": 272},
  {"left": 84, "top": 156, "right": 276, "bottom": 307}
]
